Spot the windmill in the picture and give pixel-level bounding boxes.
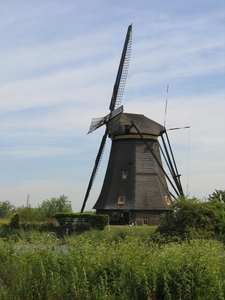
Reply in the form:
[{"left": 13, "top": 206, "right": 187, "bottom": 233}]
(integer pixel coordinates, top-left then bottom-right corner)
[{"left": 81, "top": 24, "right": 184, "bottom": 225}]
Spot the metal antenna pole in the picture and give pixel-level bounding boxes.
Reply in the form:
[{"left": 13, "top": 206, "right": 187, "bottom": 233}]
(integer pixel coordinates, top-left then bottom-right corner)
[
  {"left": 164, "top": 85, "right": 169, "bottom": 128},
  {"left": 186, "top": 127, "right": 191, "bottom": 196}
]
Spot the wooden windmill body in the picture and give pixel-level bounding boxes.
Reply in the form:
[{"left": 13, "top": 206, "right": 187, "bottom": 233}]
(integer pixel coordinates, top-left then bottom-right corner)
[
  {"left": 81, "top": 25, "right": 183, "bottom": 225},
  {"left": 93, "top": 113, "right": 171, "bottom": 225}
]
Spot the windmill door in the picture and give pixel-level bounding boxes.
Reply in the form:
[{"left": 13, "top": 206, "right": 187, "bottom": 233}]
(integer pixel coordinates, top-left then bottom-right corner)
[{"left": 120, "top": 211, "right": 129, "bottom": 225}]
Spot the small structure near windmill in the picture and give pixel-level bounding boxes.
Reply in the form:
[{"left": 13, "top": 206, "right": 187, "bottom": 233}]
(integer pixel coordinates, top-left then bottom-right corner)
[{"left": 81, "top": 24, "right": 183, "bottom": 225}]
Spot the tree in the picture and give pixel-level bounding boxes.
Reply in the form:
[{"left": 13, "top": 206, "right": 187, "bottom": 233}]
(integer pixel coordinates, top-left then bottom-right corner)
[
  {"left": 17, "top": 206, "right": 46, "bottom": 222},
  {"left": 157, "top": 197, "right": 222, "bottom": 239},
  {"left": 206, "top": 198, "right": 225, "bottom": 235},
  {"left": 0, "top": 200, "right": 15, "bottom": 219},
  {"left": 208, "top": 190, "right": 225, "bottom": 203},
  {"left": 38, "top": 195, "right": 72, "bottom": 218}
]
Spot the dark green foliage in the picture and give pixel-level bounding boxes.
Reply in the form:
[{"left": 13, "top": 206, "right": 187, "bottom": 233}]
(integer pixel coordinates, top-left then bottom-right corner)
[
  {"left": 0, "top": 228, "right": 28, "bottom": 241},
  {"left": 157, "top": 197, "right": 225, "bottom": 239},
  {"left": 9, "top": 212, "right": 21, "bottom": 229},
  {"left": 0, "top": 222, "right": 9, "bottom": 229},
  {"left": 21, "top": 221, "right": 58, "bottom": 232},
  {"left": 38, "top": 195, "right": 72, "bottom": 218},
  {"left": 54, "top": 212, "right": 109, "bottom": 230},
  {"left": 208, "top": 199, "right": 225, "bottom": 235},
  {"left": 88, "top": 214, "right": 109, "bottom": 230}
]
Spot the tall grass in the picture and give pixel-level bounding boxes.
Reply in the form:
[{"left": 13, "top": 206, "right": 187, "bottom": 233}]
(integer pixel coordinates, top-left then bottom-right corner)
[{"left": 0, "top": 230, "right": 224, "bottom": 299}]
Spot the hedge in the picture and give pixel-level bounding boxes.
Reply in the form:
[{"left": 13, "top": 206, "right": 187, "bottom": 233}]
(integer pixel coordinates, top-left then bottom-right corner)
[{"left": 54, "top": 212, "right": 109, "bottom": 230}]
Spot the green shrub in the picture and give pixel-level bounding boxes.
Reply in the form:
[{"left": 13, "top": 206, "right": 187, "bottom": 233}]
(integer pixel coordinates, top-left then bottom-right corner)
[
  {"left": 9, "top": 212, "right": 21, "bottom": 229},
  {"left": 54, "top": 212, "right": 109, "bottom": 230},
  {"left": 21, "top": 221, "right": 57, "bottom": 232},
  {"left": 89, "top": 214, "right": 109, "bottom": 230},
  {"left": 0, "top": 222, "right": 9, "bottom": 229},
  {"left": 157, "top": 197, "right": 224, "bottom": 240}
]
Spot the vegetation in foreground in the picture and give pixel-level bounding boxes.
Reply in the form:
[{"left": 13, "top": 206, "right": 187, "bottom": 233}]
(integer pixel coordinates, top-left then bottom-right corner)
[
  {"left": 0, "top": 231, "right": 225, "bottom": 300},
  {"left": 0, "top": 190, "right": 225, "bottom": 299}
]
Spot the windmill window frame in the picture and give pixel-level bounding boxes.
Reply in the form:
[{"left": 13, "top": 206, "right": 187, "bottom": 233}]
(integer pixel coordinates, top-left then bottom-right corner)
[
  {"left": 118, "top": 195, "right": 126, "bottom": 205},
  {"left": 165, "top": 195, "right": 172, "bottom": 206},
  {"left": 122, "top": 170, "right": 127, "bottom": 179},
  {"left": 142, "top": 219, "right": 148, "bottom": 225}
]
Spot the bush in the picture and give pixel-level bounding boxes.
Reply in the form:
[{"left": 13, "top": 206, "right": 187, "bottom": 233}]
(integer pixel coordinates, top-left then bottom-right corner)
[
  {"left": 88, "top": 214, "right": 109, "bottom": 230},
  {"left": 54, "top": 212, "right": 109, "bottom": 230},
  {"left": 21, "top": 221, "right": 57, "bottom": 232},
  {"left": 0, "top": 222, "right": 9, "bottom": 229},
  {"left": 157, "top": 197, "right": 224, "bottom": 240},
  {"left": 9, "top": 212, "right": 21, "bottom": 230}
]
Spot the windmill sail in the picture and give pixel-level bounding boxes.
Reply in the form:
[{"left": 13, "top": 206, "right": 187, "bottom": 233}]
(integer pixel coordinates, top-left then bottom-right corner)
[
  {"left": 109, "top": 24, "right": 132, "bottom": 111},
  {"left": 81, "top": 25, "right": 132, "bottom": 213},
  {"left": 81, "top": 128, "right": 108, "bottom": 213},
  {"left": 88, "top": 106, "right": 124, "bottom": 134},
  {"left": 87, "top": 116, "right": 107, "bottom": 134}
]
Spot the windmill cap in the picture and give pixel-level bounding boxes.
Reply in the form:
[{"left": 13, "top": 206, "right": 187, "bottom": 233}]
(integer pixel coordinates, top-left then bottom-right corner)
[{"left": 108, "top": 113, "right": 164, "bottom": 137}]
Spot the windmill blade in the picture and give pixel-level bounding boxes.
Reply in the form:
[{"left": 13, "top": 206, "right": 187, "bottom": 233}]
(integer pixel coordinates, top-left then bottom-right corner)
[
  {"left": 81, "top": 128, "right": 108, "bottom": 212},
  {"left": 109, "top": 24, "right": 132, "bottom": 111},
  {"left": 88, "top": 105, "right": 124, "bottom": 134},
  {"left": 88, "top": 116, "right": 107, "bottom": 134}
]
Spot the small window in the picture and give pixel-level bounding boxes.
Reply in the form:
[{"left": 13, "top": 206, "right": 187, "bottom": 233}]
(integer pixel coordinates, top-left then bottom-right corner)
[
  {"left": 118, "top": 195, "right": 126, "bottom": 205},
  {"left": 165, "top": 195, "right": 172, "bottom": 206},
  {"left": 142, "top": 219, "right": 148, "bottom": 225},
  {"left": 122, "top": 170, "right": 127, "bottom": 179}
]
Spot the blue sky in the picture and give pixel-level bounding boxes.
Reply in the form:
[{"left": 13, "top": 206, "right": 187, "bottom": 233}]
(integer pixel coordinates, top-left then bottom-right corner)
[{"left": 0, "top": 0, "right": 224, "bottom": 211}]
